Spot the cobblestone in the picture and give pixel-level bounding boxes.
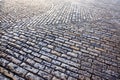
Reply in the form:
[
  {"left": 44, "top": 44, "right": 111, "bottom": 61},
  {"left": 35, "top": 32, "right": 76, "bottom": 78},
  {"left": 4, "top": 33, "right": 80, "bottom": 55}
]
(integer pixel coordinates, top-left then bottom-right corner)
[
  {"left": 58, "top": 57, "right": 80, "bottom": 68},
  {"left": 41, "top": 55, "right": 52, "bottom": 62},
  {"left": 67, "top": 52, "right": 78, "bottom": 57},
  {"left": 7, "top": 63, "right": 27, "bottom": 77},
  {"left": 52, "top": 76, "right": 61, "bottom": 80},
  {"left": 0, "top": 67, "right": 15, "bottom": 80},
  {"left": 51, "top": 50, "right": 61, "bottom": 56},
  {"left": 51, "top": 70, "right": 68, "bottom": 80},
  {"left": 0, "top": 0, "right": 120, "bottom": 80},
  {"left": 38, "top": 70, "right": 53, "bottom": 80},
  {"left": 25, "top": 73, "right": 44, "bottom": 80},
  {"left": 21, "top": 63, "right": 38, "bottom": 73}
]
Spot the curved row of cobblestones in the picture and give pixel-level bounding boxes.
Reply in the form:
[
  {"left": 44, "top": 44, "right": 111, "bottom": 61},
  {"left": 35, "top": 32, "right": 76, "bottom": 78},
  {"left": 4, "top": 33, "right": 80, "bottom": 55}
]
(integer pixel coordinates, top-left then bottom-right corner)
[{"left": 0, "top": 0, "right": 120, "bottom": 31}]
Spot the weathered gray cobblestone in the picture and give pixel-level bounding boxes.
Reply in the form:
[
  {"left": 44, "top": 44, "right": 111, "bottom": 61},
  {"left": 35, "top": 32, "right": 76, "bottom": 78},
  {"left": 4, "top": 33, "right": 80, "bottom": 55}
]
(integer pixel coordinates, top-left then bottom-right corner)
[
  {"left": 38, "top": 70, "right": 53, "bottom": 80},
  {"left": 21, "top": 63, "right": 38, "bottom": 73},
  {"left": 7, "top": 63, "right": 27, "bottom": 77},
  {"left": 0, "top": 0, "right": 120, "bottom": 80},
  {"left": 25, "top": 73, "right": 44, "bottom": 80}
]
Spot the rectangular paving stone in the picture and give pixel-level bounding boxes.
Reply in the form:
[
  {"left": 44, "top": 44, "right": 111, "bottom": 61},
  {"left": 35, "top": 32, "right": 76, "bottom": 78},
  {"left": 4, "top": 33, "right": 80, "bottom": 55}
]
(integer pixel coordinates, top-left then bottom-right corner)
[
  {"left": 41, "top": 61, "right": 51, "bottom": 67},
  {"left": 0, "top": 58, "right": 9, "bottom": 66},
  {"left": 39, "top": 42, "right": 47, "bottom": 47},
  {"left": 10, "top": 56, "right": 21, "bottom": 65},
  {"left": 38, "top": 70, "right": 53, "bottom": 80},
  {"left": 61, "top": 54, "right": 71, "bottom": 59},
  {"left": 42, "top": 47, "right": 51, "bottom": 52},
  {"left": 66, "top": 70, "right": 79, "bottom": 78},
  {"left": 81, "top": 61, "right": 92, "bottom": 68},
  {"left": 39, "top": 50, "right": 57, "bottom": 59},
  {"left": 19, "top": 51, "right": 26, "bottom": 55},
  {"left": 52, "top": 60, "right": 61, "bottom": 65},
  {"left": 47, "top": 45, "right": 54, "bottom": 49},
  {"left": 55, "top": 38, "right": 65, "bottom": 42},
  {"left": 40, "top": 55, "right": 52, "bottom": 62},
  {"left": 32, "top": 52, "right": 41, "bottom": 57},
  {"left": 0, "top": 67, "right": 15, "bottom": 80},
  {"left": 26, "top": 72, "right": 44, "bottom": 80},
  {"left": 33, "top": 57, "right": 42, "bottom": 63},
  {"left": 51, "top": 70, "right": 68, "bottom": 80},
  {"left": 81, "top": 49, "right": 89, "bottom": 53},
  {"left": 34, "top": 63, "right": 45, "bottom": 70},
  {"left": 51, "top": 50, "right": 61, "bottom": 56},
  {"left": 21, "top": 63, "right": 38, "bottom": 73},
  {"left": 57, "top": 57, "right": 80, "bottom": 68},
  {"left": 14, "top": 75, "right": 25, "bottom": 80},
  {"left": 61, "top": 46, "right": 72, "bottom": 52},
  {"left": 44, "top": 66, "right": 53, "bottom": 73},
  {"left": 25, "top": 58, "right": 35, "bottom": 65},
  {"left": 7, "top": 63, "right": 27, "bottom": 77},
  {"left": 52, "top": 76, "right": 61, "bottom": 80},
  {"left": 55, "top": 47, "right": 68, "bottom": 54},
  {"left": 65, "top": 41, "right": 75, "bottom": 46},
  {"left": 70, "top": 46, "right": 80, "bottom": 51},
  {"left": 51, "top": 64, "right": 66, "bottom": 72},
  {"left": 67, "top": 52, "right": 78, "bottom": 57}
]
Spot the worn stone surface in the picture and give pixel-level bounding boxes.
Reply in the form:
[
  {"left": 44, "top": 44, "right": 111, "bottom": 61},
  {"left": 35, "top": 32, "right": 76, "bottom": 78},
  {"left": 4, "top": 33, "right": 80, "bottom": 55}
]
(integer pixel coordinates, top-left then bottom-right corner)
[
  {"left": 0, "top": 0, "right": 120, "bottom": 80},
  {"left": 0, "top": 73, "right": 10, "bottom": 80}
]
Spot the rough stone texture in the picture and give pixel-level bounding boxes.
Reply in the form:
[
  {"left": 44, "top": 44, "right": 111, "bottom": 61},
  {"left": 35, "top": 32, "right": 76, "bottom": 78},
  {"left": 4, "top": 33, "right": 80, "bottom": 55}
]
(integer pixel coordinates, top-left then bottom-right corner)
[
  {"left": 0, "top": 73, "right": 10, "bottom": 80},
  {"left": 0, "top": 0, "right": 120, "bottom": 80}
]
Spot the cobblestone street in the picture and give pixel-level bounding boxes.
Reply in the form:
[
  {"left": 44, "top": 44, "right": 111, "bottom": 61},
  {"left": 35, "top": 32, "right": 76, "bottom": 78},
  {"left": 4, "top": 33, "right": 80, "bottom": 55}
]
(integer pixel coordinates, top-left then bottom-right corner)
[{"left": 0, "top": 0, "right": 120, "bottom": 80}]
